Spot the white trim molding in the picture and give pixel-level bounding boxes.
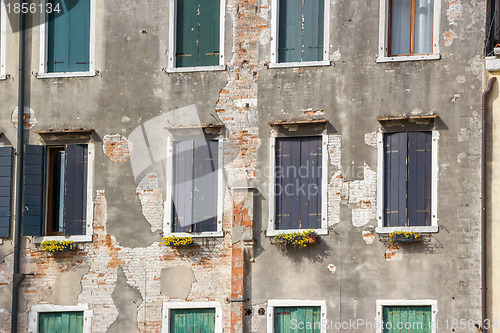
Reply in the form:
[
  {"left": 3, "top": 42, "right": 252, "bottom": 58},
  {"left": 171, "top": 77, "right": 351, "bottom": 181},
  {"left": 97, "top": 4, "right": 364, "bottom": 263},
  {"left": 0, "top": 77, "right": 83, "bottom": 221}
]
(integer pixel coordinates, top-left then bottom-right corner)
[
  {"left": 167, "top": 0, "right": 226, "bottom": 72},
  {"left": 376, "top": 130, "right": 439, "bottom": 234},
  {"left": 377, "top": 0, "right": 441, "bottom": 63},
  {"left": 28, "top": 304, "right": 93, "bottom": 333},
  {"left": 163, "top": 137, "right": 224, "bottom": 238},
  {"left": 162, "top": 301, "right": 223, "bottom": 333},
  {"left": 376, "top": 300, "right": 438, "bottom": 333},
  {"left": 267, "top": 132, "right": 328, "bottom": 236},
  {"left": 0, "top": 0, "right": 7, "bottom": 80},
  {"left": 270, "top": 0, "right": 330, "bottom": 68},
  {"left": 267, "top": 300, "right": 327, "bottom": 333},
  {"left": 38, "top": 0, "right": 96, "bottom": 78}
]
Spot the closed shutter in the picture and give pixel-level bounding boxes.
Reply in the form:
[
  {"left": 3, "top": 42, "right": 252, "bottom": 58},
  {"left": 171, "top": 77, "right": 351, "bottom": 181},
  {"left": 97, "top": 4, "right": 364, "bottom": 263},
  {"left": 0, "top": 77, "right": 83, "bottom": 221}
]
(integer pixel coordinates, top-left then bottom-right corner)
[
  {"left": 22, "top": 145, "right": 45, "bottom": 236},
  {"left": 172, "top": 140, "right": 194, "bottom": 232},
  {"left": 39, "top": 311, "right": 84, "bottom": 333},
  {"left": 274, "top": 306, "right": 321, "bottom": 333},
  {"left": 170, "top": 308, "right": 216, "bottom": 333},
  {"left": 302, "top": 0, "right": 324, "bottom": 61},
  {"left": 63, "top": 145, "right": 88, "bottom": 236},
  {"left": 47, "top": 0, "right": 90, "bottom": 73},
  {"left": 0, "top": 147, "right": 14, "bottom": 238},
  {"left": 382, "top": 306, "right": 432, "bottom": 333}
]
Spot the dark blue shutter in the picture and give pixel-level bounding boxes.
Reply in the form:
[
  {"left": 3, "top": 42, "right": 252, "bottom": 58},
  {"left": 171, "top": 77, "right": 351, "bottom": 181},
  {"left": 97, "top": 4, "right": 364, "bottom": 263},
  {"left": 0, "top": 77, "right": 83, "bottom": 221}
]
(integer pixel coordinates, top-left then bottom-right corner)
[
  {"left": 407, "top": 132, "right": 432, "bottom": 226},
  {"left": 22, "top": 145, "right": 45, "bottom": 236},
  {"left": 0, "top": 147, "right": 14, "bottom": 238},
  {"left": 63, "top": 145, "right": 87, "bottom": 236},
  {"left": 172, "top": 140, "right": 194, "bottom": 232}
]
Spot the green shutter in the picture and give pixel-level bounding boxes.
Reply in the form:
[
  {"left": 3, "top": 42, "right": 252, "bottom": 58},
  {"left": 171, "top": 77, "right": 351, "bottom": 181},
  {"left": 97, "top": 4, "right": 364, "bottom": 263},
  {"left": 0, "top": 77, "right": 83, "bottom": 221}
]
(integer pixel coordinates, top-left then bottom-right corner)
[
  {"left": 170, "top": 308, "right": 216, "bottom": 333},
  {"left": 383, "top": 306, "right": 432, "bottom": 333},
  {"left": 39, "top": 311, "right": 84, "bottom": 333},
  {"left": 47, "top": 0, "right": 90, "bottom": 73},
  {"left": 302, "top": 0, "right": 324, "bottom": 61},
  {"left": 198, "top": 0, "right": 220, "bottom": 66},
  {"left": 274, "top": 306, "right": 321, "bottom": 333}
]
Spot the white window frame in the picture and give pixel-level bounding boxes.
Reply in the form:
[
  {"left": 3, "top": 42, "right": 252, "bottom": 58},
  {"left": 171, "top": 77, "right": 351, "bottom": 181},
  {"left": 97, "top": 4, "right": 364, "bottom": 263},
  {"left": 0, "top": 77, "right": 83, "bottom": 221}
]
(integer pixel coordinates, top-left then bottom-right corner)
[
  {"left": 267, "top": 132, "right": 328, "bottom": 236},
  {"left": 377, "top": 0, "right": 441, "bottom": 63},
  {"left": 38, "top": 0, "right": 96, "bottom": 78},
  {"left": 0, "top": 0, "right": 6, "bottom": 80},
  {"left": 28, "top": 304, "right": 93, "bottom": 333},
  {"left": 267, "top": 300, "right": 327, "bottom": 333},
  {"left": 34, "top": 142, "right": 95, "bottom": 243},
  {"left": 376, "top": 130, "right": 439, "bottom": 233},
  {"left": 164, "top": 137, "right": 224, "bottom": 237},
  {"left": 376, "top": 300, "right": 437, "bottom": 333},
  {"left": 167, "top": 0, "right": 226, "bottom": 73},
  {"left": 269, "top": 0, "right": 330, "bottom": 68},
  {"left": 162, "top": 301, "right": 223, "bottom": 333}
]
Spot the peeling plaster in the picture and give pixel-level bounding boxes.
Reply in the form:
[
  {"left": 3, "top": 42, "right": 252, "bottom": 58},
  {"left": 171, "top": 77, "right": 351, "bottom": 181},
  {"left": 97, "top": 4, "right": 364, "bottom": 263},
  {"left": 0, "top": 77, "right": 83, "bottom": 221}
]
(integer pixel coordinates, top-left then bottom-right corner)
[
  {"left": 447, "top": 0, "right": 462, "bottom": 25},
  {"left": 332, "top": 49, "right": 341, "bottom": 62},
  {"left": 49, "top": 265, "right": 90, "bottom": 306},
  {"left": 362, "top": 231, "right": 375, "bottom": 245},
  {"left": 136, "top": 172, "right": 164, "bottom": 232},
  {"left": 385, "top": 245, "right": 404, "bottom": 261},
  {"left": 11, "top": 107, "right": 36, "bottom": 129},
  {"left": 443, "top": 30, "right": 458, "bottom": 46},
  {"left": 327, "top": 264, "right": 336, "bottom": 273},
  {"left": 364, "top": 132, "right": 377, "bottom": 148},
  {"left": 103, "top": 133, "right": 133, "bottom": 162},
  {"left": 160, "top": 265, "right": 196, "bottom": 300}
]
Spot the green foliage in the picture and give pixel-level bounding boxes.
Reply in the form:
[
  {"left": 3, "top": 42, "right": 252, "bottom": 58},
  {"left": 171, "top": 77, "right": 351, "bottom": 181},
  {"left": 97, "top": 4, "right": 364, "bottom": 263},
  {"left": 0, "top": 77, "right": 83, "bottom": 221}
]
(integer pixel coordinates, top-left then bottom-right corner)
[{"left": 272, "top": 229, "right": 319, "bottom": 249}]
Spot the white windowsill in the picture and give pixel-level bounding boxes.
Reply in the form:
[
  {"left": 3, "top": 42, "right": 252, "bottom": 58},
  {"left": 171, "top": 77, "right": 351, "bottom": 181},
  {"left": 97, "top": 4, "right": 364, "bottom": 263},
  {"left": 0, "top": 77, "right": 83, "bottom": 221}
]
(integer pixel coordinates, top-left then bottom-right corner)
[
  {"left": 36, "top": 71, "right": 96, "bottom": 79},
  {"left": 34, "top": 235, "right": 93, "bottom": 244},
  {"left": 0, "top": 75, "right": 6, "bottom": 80},
  {"left": 165, "top": 231, "right": 224, "bottom": 238},
  {"left": 376, "top": 54, "right": 440, "bottom": 63},
  {"left": 268, "top": 60, "right": 330, "bottom": 69},
  {"left": 266, "top": 228, "right": 328, "bottom": 237},
  {"left": 166, "top": 65, "right": 226, "bottom": 73},
  {"left": 486, "top": 56, "right": 500, "bottom": 72},
  {"left": 375, "top": 226, "right": 439, "bottom": 234}
]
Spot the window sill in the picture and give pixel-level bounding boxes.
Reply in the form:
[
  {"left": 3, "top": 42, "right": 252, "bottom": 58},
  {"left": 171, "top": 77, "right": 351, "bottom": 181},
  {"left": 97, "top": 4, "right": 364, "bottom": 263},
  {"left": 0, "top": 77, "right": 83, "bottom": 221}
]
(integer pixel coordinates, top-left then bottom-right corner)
[
  {"left": 266, "top": 228, "right": 328, "bottom": 237},
  {"left": 268, "top": 60, "right": 331, "bottom": 69},
  {"left": 165, "top": 65, "right": 226, "bottom": 73},
  {"left": 485, "top": 56, "right": 500, "bottom": 72},
  {"left": 0, "top": 75, "right": 6, "bottom": 80},
  {"left": 36, "top": 71, "right": 97, "bottom": 79},
  {"left": 165, "top": 231, "right": 224, "bottom": 238},
  {"left": 34, "top": 235, "right": 93, "bottom": 244},
  {"left": 375, "top": 226, "right": 438, "bottom": 234},
  {"left": 376, "top": 54, "right": 440, "bottom": 63}
]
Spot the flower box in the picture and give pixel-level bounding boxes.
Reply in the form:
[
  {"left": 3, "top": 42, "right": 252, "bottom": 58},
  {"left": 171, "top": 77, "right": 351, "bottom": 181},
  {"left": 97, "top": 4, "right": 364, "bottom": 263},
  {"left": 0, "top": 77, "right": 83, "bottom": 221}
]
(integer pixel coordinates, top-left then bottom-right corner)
[
  {"left": 271, "top": 230, "right": 319, "bottom": 249},
  {"left": 388, "top": 231, "right": 422, "bottom": 243},
  {"left": 161, "top": 236, "right": 194, "bottom": 247},
  {"left": 40, "top": 240, "right": 76, "bottom": 253}
]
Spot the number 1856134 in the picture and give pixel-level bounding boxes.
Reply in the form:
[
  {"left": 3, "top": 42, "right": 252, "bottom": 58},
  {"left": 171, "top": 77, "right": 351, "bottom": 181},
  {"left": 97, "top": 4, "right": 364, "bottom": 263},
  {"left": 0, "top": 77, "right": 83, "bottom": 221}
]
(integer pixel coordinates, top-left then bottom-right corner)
[{"left": 5, "top": 2, "right": 61, "bottom": 14}]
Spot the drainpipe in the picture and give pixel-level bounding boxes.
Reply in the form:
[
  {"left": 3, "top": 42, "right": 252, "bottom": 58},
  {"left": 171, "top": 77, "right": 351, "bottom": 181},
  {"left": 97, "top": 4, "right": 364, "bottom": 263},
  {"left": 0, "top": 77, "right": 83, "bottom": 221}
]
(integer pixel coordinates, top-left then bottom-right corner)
[
  {"left": 482, "top": 76, "right": 496, "bottom": 333},
  {"left": 11, "top": 3, "right": 26, "bottom": 333}
]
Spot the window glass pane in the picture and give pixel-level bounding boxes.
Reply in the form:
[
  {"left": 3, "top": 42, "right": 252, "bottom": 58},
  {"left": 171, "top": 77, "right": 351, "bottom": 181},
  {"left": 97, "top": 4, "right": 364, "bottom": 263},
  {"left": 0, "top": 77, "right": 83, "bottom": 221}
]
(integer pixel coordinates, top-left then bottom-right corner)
[
  {"left": 274, "top": 306, "right": 321, "bottom": 333},
  {"left": 39, "top": 311, "right": 84, "bottom": 333},
  {"left": 390, "top": 0, "right": 411, "bottom": 56},
  {"left": 170, "top": 308, "right": 215, "bottom": 333},
  {"left": 383, "top": 306, "right": 431, "bottom": 333},
  {"left": 413, "top": 0, "right": 433, "bottom": 54}
]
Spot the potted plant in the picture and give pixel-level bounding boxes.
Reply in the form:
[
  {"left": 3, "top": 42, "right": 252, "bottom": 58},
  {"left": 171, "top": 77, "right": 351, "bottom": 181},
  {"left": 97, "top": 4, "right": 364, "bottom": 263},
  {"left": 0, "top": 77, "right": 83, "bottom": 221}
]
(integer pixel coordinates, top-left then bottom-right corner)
[
  {"left": 40, "top": 240, "right": 76, "bottom": 253},
  {"left": 271, "top": 229, "right": 319, "bottom": 249},
  {"left": 388, "top": 231, "right": 422, "bottom": 243},
  {"left": 161, "top": 235, "right": 194, "bottom": 247}
]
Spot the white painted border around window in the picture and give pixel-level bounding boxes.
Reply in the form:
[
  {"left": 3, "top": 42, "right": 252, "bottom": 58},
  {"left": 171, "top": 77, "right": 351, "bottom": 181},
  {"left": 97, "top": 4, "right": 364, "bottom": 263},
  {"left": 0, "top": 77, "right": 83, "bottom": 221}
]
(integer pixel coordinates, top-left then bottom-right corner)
[
  {"left": 28, "top": 304, "right": 93, "bottom": 333},
  {"left": 266, "top": 132, "right": 328, "bottom": 237},
  {"left": 0, "top": 0, "right": 6, "bottom": 80},
  {"left": 267, "top": 300, "right": 327, "bottom": 333},
  {"left": 375, "top": 130, "right": 439, "bottom": 234},
  {"left": 38, "top": 0, "right": 96, "bottom": 78},
  {"left": 270, "top": 0, "right": 330, "bottom": 68},
  {"left": 167, "top": 0, "right": 226, "bottom": 72},
  {"left": 162, "top": 301, "right": 223, "bottom": 333},
  {"left": 34, "top": 143, "right": 95, "bottom": 243},
  {"left": 376, "top": 300, "right": 437, "bottom": 333},
  {"left": 376, "top": 0, "right": 441, "bottom": 63},
  {"left": 163, "top": 137, "right": 224, "bottom": 238}
]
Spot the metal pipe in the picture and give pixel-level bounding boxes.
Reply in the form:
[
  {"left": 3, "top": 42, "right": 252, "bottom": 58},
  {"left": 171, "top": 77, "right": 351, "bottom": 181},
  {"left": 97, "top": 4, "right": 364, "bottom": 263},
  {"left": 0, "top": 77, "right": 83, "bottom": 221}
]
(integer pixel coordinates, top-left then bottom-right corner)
[
  {"left": 11, "top": 4, "right": 26, "bottom": 332},
  {"left": 482, "top": 76, "right": 496, "bottom": 333}
]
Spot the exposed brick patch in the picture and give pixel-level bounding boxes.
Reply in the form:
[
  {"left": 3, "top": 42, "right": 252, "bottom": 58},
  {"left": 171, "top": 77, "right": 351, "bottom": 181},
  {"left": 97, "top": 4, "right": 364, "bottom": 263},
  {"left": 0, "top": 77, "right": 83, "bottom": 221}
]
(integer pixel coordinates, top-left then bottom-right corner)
[
  {"left": 385, "top": 245, "right": 404, "bottom": 261},
  {"left": 103, "top": 133, "right": 132, "bottom": 162},
  {"left": 443, "top": 30, "right": 458, "bottom": 47},
  {"left": 11, "top": 107, "right": 36, "bottom": 129}
]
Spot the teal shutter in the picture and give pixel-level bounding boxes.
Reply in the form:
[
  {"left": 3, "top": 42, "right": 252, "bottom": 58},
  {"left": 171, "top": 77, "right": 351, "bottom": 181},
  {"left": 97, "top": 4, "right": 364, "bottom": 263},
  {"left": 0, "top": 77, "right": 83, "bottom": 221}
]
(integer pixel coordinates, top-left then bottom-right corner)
[
  {"left": 0, "top": 147, "right": 14, "bottom": 238},
  {"left": 383, "top": 306, "right": 432, "bottom": 333},
  {"left": 22, "top": 145, "right": 46, "bottom": 236},
  {"left": 39, "top": 311, "right": 84, "bottom": 333},
  {"left": 63, "top": 145, "right": 88, "bottom": 236},
  {"left": 302, "top": 0, "right": 324, "bottom": 61},
  {"left": 198, "top": 0, "right": 220, "bottom": 66},
  {"left": 274, "top": 306, "right": 321, "bottom": 333},
  {"left": 170, "top": 308, "right": 216, "bottom": 333},
  {"left": 47, "top": 0, "right": 90, "bottom": 73}
]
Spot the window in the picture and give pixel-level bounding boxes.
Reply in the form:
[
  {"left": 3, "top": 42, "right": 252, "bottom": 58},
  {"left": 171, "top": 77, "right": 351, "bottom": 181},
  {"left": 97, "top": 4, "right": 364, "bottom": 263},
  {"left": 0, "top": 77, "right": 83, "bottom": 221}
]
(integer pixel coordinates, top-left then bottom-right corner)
[
  {"left": 0, "top": 0, "right": 6, "bottom": 79},
  {"left": 28, "top": 304, "right": 92, "bottom": 333},
  {"left": 0, "top": 147, "right": 14, "bottom": 238},
  {"left": 267, "top": 300, "right": 326, "bottom": 333},
  {"left": 22, "top": 144, "right": 94, "bottom": 242},
  {"left": 268, "top": 135, "right": 328, "bottom": 236},
  {"left": 162, "top": 302, "right": 222, "bottom": 333},
  {"left": 376, "top": 131, "right": 438, "bottom": 233},
  {"left": 167, "top": 0, "right": 225, "bottom": 72},
  {"left": 164, "top": 139, "right": 223, "bottom": 237},
  {"left": 377, "top": 0, "right": 440, "bottom": 62},
  {"left": 270, "top": 0, "right": 330, "bottom": 67},
  {"left": 486, "top": 0, "right": 500, "bottom": 56},
  {"left": 376, "top": 300, "right": 437, "bottom": 333},
  {"left": 39, "top": 0, "right": 95, "bottom": 77}
]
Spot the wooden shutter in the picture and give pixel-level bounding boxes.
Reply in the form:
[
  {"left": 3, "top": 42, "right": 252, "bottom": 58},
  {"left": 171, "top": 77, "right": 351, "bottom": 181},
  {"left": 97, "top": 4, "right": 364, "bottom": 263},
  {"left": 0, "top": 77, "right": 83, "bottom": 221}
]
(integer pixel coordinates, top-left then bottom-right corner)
[
  {"left": 302, "top": 0, "right": 324, "bottom": 61},
  {"left": 170, "top": 308, "right": 216, "bottom": 333},
  {"left": 63, "top": 144, "right": 88, "bottom": 236},
  {"left": 198, "top": 0, "right": 220, "bottom": 66},
  {"left": 47, "top": 0, "right": 90, "bottom": 73},
  {"left": 382, "top": 306, "right": 432, "bottom": 333},
  {"left": 22, "top": 145, "right": 46, "bottom": 236},
  {"left": 274, "top": 306, "right": 321, "bottom": 333},
  {"left": 275, "top": 137, "right": 321, "bottom": 230},
  {"left": 278, "top": 0, "right": 303, "bottom": 62},
  {"left": 0, "top": 147, "right": 14, "bottom": 238},
  {"left": 39, "top": 311, "right": 84, "bottom": 333}
]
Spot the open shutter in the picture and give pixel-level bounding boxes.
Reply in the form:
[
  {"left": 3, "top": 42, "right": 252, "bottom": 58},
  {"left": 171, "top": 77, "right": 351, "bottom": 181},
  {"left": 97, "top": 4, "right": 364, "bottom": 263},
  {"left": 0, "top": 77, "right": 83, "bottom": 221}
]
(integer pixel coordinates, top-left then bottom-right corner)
[
  {"left": 278, "top": 0, "right": 303, "bottom": 62},
  {"left": 275, "top": 138, "right": 294, "bottom": 230},
  {"left": 170, "top": 308, "right": 215, "bottom": 333},
  {"left": 39, "top": 311, "right": 84, "bottom": 333},
  {"left": 22, "top": 145, "right": 45, "bottom": 236},
  {"left": 172, "top": 140, "right": 194, "bottom": 232},
  {"left": 274, "top": 306, "right": 321, "bottom": 333},
  {"left": 198, "top": 0, "right": 220, "bottom": 66},
  {"left": 63, "top": 144, "right": 87, "bottom": 236},
  {"left": 302, "top": 0, "right": 324, "bottom": 61},
  {"left": 0, "top": 147, "right": 14, "bottom": 238}
]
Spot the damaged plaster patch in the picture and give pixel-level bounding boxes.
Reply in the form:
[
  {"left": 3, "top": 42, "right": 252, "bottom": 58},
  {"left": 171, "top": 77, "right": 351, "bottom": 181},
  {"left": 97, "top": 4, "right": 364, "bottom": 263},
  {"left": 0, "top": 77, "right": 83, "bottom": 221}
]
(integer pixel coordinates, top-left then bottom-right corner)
[
  {"left": 302, "top": 109, "right": 325, "bottom": 116},
  {"left": 443, "top": 30, "right": 458, "bottom": 46},
  {"left": 0, "top": 282, "right": 27, "bottom": 312},
  {"left": 364, "top": 132, "right": 377, "bottom": 148},
  {"left": 11, "top": 106, "right": 36, "bottom": 129},
  {"left": 49, "top": 265, "right": 90, "bottom": 306},
  {"left": 103, "top": 133, "right": 133, "bottom": 162},
  {"left": 327, "top": 264, "right": 336, "bottom": 273},
  {"left": 332, "top": 49, "right": 341, "bottom": 62},
  {"left": 447, "top": 0, "right": 462, "bottom": 25},
  {"left": 160, "top": 265, "right": 196, "bottom": 300},
  {"left": 136, "top": 172, "right": 164, "bottom": 232},
  {"left": 362, "top": 231, "right": 375, "bottom": 245},
  {"left": 232, "top": 225, "right": 244, "bottom": 244},
  {"left": 385, "top": 245, "right": 404, "bottom": 261}
]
